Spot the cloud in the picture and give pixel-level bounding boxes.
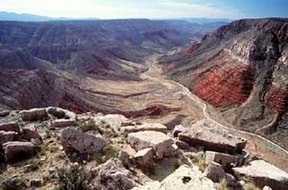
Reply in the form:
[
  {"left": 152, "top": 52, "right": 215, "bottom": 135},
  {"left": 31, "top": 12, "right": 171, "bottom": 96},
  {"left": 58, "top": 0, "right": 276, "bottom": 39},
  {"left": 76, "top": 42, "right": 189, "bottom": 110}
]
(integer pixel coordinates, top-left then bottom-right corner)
[
  {"left": 0, "top": 0, "right": 245, "bottom": 19},
  {"left": 159, "top": 0, "right": 244, "bottom": 18}
]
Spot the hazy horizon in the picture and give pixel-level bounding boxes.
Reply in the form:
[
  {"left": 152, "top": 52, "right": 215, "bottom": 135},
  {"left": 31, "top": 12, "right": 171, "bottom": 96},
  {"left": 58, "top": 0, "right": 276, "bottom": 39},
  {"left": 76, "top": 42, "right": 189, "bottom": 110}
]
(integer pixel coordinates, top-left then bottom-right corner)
[{"left": 0, "top": 0, "right": 287, "bottom": 20}]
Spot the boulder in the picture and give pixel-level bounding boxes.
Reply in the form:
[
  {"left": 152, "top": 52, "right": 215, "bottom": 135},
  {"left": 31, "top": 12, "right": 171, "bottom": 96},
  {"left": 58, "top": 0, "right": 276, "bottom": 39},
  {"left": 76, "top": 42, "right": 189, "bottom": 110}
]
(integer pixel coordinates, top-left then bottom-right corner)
[
  {"left": 60, "top": 127, "right": 107, "bottom": 154},
  {"left": 204, "top": 161, "right": 225, "bottom": 182},
  {"left": 1, "top": 176, "right": 27, "bottom": 190},
  {"left": 2, "top": 141, "right": 35, "bottom": 162},
  {"left": 0, "top": 110, "right": 10, "bottom": 117},
  {"left": 77, "top": 114, "right": 98, "bottom": 132},
  {"left": 0, "top": 122, "right": 20, "bottom": 132},
  {"left": 132, "top": 148, "right": 154, "bottom": 168},
  {"left": 121, "top": 123, "right": 167, "bottom": 134},
  {"left": 172, "top": 124, "right": 186, "bottom": 137},
  {"left": 29, "top": 178, "right": 42, "bottom": 187},
  {"left": 133, "top": 165, "right": 215, "bottom": 190},
  {"left": 128, "top": 131, "right": 173, "bottom": 159},
  {"left": 20, "top": 108, "right": 48, "bottom": 121},
  {"left": 0, "top": 131, "right": 18, "bottom": 145},
  {"left": 174, "top": 140, "right": 190, "bottom": 150},
  {"left": 91, "top": 158, "right": 138, "bottom": 190},
  {"left": 95, "top": 114, "right": 128, "bottom": 134},
  {"left": 46, "top": 106, "right": 76, "bottom": 120},
  {"left": 206, "top": 151, "right": 245, "bottom": 170},
  {"left": 224, "top": 173, "right": 239, "bottom": 189},
  {"left": 233, "top": 160, "right": 288, "bottom": 190},
  {"left": 51, "top": 119, "right": 77, "bottom": 128},
  {"left": 21, "top": 127, "right": 42, "bottom": 144},
  {"left": 178, "top": 120, "right": 246, "bottom": 153}
]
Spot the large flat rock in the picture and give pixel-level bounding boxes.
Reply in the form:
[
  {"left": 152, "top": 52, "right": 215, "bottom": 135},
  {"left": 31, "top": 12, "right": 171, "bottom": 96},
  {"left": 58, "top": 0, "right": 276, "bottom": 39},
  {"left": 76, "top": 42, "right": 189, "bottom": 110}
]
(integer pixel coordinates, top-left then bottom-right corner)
[
  {"left": 206, "top": 151, "right": 245, "bottom": 170},
  {"left": 61, "top": 127, "right": 107, "bottom": 154},
  {"left": 51, "top": 119, "right": 76, "bottom": 128},
  {"left": 2, "top": 141, "right": 35, "bottom": 162},
  {"left": 91, "top": 158, "right": 138, "bottom": 190},
  {"left": 20, "top": 108, "right": 48, "bottom": 121},
  {"left": 179, "top": 120, "right": 246, "bottom": 153},
  {"left": 0, "top": 122, "right": 20, "bottom": 132},
  {"left": 128, "top": 131, "right": 173, "bottom": 159},
  {"left": 121, "top": 123, "right": 167, "bottom": 134},
  {"left": 0, "top": 131, "right": 18, "bottom": 145},
  {"left": 233, "top": 160, "right": 288, "bottom": 190},
  {"left": 133, "top": 165, "right": 215, "bottom": 190}
]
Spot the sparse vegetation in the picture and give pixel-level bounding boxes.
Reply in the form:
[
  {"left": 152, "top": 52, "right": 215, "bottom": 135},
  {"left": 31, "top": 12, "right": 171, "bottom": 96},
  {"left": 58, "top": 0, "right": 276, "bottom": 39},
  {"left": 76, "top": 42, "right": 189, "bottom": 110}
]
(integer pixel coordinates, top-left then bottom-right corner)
[
  {"left": 219, "top": 178, "right": 228, "bottom": 190},
  {"left": 103, "top": 145, "right": 119, "bottom": 159},
  {"left": 44, "top": 128, "right": 58, "bottom": 138},
  {"left": 1, "top": 176, "right": 27, "bottom": 190},
  {"left": 56, "top": 164, "right": 89, "bottom": 190},
  {"left": 24, "top": 158, "right": 43, "bottom": 172},
  {"left": 172, "top": 158, "right": 182, "bottom": 169},
  {"left": 192, "top": 152, "right": 208, "bottom": 172},
  {"left": 246, "top": 181, "right": 260, "bottom": 190}
]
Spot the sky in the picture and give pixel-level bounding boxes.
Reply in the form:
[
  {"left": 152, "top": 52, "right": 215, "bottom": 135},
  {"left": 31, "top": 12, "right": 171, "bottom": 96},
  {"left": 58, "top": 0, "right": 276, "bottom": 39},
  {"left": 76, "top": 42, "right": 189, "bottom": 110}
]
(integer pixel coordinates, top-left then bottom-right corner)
[{"left": 0, "top": 0, "right": 287, "bottom": 19}]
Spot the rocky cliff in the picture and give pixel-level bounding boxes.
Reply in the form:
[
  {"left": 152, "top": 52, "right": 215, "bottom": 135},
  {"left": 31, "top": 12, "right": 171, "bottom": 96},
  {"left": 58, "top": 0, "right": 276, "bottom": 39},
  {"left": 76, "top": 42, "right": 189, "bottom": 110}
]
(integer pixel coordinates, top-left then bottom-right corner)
[
  {"left": 1, "top": 107, "right": 287, "bottom": 189},
  {"left": 160, "top": 18, "right": 288, "bottom": 148}
]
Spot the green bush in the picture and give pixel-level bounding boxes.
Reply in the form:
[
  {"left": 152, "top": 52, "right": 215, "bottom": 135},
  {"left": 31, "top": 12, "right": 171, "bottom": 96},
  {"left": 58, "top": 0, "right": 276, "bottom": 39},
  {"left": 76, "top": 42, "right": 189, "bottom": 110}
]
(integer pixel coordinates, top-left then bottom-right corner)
[{"left": 56, "top": 164, "right": 89, "bottom": 190}]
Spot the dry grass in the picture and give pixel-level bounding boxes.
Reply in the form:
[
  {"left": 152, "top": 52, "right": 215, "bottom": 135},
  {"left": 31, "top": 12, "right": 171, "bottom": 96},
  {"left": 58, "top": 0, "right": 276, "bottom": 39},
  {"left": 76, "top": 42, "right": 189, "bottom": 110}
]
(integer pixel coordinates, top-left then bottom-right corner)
[
  {"left": 192, "top": 152, "right": 208, "bottom": 172},
  {"left": 219, "top": 178, "right": 228, "bottom": 190},
  {"left": 246, "top": 181, "right": 260, "bottom": 190}
]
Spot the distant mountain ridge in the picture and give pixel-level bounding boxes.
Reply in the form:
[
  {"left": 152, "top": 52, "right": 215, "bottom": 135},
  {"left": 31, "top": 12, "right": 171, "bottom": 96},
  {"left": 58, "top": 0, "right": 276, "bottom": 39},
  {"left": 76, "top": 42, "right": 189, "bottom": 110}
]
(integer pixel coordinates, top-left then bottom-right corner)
[
  {"left": 0, "top": 11, "right": 98, "bottom": 22},
  {"left": 0, "top": 11, "right": 53, "bottom": 21},
  {"left": 0, "top": 11, "right": 232, "bottom": 24}
]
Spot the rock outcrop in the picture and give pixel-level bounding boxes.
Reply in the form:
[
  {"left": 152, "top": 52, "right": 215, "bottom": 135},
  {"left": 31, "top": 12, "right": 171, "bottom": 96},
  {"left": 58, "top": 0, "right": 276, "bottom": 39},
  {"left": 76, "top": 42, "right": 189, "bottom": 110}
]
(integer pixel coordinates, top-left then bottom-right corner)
[
  {"left": 91, "top": 158, "right": 138, "bottom": 190},
  {"left": 60, "top": 127, "right": 107, "bottom": 154},
  {"left": 205, "top": 151, "right": 245, "bottom": 170},
  {"left": 121, "top": 123, "right": 167, "bottom": 134},
  {"left": 0, "top": 122, "right": 20, "bottom": 133},
  {"left": 134, "top": 165, "right": 215, "bottom": 190},
  {"left": 132, "top": 148, "right": 154, "bottom": 168},
  {"left": 128, "top": 131, "right": 173, "bottom": 159},
  {"left": 204, "top": 162, "right": 225, "bottom": 183},
  {"left": 51, "top": 119, "right": 77, "bottom": 129},
  {"left": 20, "top": 108, "right": 48, "bottom": 121},
  {"left": 233, "top": 160, "right": 288, "bottom": 190},
  {"left": 0, "top": 106, "right": 286, "bottom": 190},
  {"left": 2, "top": 141, "right": 35, "bottom": 162},
  {"left": 178, "top": 120, "right": 247, "bottom": 153},
  {"left": 161, "top": 18, "right": 288, "bottom": 148},
  {"left": 0, "top": 131, "right": 18, "bottom": 145}
]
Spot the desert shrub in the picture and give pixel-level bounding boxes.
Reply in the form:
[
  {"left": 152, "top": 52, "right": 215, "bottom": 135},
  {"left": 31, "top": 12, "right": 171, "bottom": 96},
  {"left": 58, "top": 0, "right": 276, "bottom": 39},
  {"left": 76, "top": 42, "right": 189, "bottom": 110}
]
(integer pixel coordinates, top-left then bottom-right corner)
[
  {"left": 56, "top": 164, "right": 89, "bottom": 190},
  {"left": 35, "top": 122, "right": 49, "bottom": 129},
  {"left": 1, "top": 176, "right": 27, "bottom": 190},
  {"left": 192, "top": 152, "right": 208, "bottom": 172},
  {"left": 44, "top": 128, "right": 58, "bottom": 138},
  {"left": 183, "top": 152, "right": 197, "bottom": 159},
  {"left": 24, "top": 159, "right": 43, "bottom": 172},
  {"left": 102, "top": 145, "right": 120, "bottom": 161}
]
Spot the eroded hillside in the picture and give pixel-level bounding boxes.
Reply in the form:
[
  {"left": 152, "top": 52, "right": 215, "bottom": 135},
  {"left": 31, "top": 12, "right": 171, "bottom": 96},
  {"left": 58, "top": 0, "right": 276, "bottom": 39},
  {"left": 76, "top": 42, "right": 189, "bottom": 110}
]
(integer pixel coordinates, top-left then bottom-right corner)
[{"left": 160, "top": 18, "right": 288, "bottom": 148}]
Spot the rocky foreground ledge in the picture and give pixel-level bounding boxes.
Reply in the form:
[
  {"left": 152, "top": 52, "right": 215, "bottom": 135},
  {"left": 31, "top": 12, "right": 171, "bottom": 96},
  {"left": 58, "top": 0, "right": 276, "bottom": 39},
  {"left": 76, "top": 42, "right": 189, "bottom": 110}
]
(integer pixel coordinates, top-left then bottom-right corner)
[{"left": 0, "top": 107, "right": 287, "bottom": 190}]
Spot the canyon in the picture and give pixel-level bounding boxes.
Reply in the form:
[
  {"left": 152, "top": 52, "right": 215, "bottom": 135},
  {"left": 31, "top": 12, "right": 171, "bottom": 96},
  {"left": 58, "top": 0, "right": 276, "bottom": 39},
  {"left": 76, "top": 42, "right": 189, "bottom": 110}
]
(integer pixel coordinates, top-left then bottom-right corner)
[{"left": 0, "top": 18, "right": 288, "bottom": 189}]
